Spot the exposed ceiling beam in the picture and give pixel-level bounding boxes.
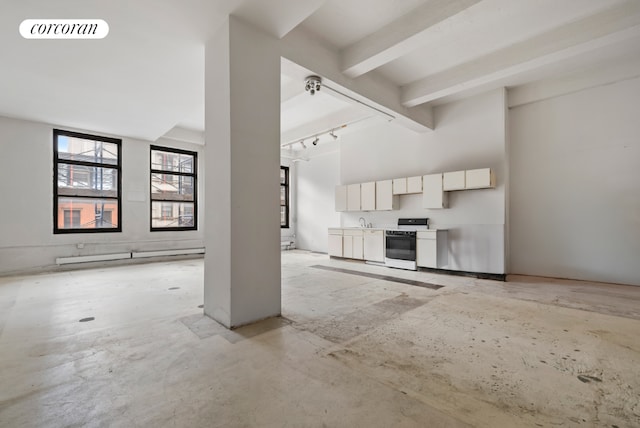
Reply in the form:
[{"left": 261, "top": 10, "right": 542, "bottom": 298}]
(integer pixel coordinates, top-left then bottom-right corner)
[
  {"left": 341, "top": 0, "right": 481, "bottom": 78},
  {"left": 402, "top": 1, "right": 640, "bottom": 107},
  {"left": 281, "top": 28, "right": 433, "bottom": 132},
  {"left": 232, "top": 0, "right": 325, "bottom": 38}
]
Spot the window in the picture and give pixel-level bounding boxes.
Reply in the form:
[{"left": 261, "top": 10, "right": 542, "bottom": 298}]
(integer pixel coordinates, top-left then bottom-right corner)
[
  {"left": 280, "top": 166, "right": 289, "bottom": 228},
  {"left": 150, "top": 146, "right": 197, "bottom": 231},
  {"left": 54, "top": 129, "right": 121, "bottom": 233}
]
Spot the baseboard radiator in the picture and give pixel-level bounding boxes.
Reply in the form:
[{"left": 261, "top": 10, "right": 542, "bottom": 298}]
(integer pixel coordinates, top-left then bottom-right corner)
[
  {"left": 56, "top": 248, "right": 205, "bottom": 265},
  {"left": 281, "top": 239, "right": 295, "bottom": 250}
]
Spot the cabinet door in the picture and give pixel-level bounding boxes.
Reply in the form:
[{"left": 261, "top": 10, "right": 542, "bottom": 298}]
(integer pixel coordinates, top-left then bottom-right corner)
[
  {"left": 423, "top": 174, "right": 447, "bottom": 209},
  {"left": 352, "top": 236, "right": 364, "bottom": 260},
  {"left": 392, "top": 178, "right": 407, "bottom": 195},
  {"left": 407, "top": 176, "right": 422, "bottom": 193},
  {"left": 328, "top": 234, "right": 343, "bottom": 257},
  {"left": 335, "top": 185, "right": 347, "bottom": 212},
  {"left": 465, "top": 168, "right": 494, "bottom": 189},
  {"left": 443, "top": 171, "right": 465, "bottom": 191},
  {"left": 417, "top": 238, "right": 437, "bottom": 268},
  {"left": 376, "top": 179, "right": 396, "bottom": 210},
  {"left": 343, "top": 235, "right": 353, "bottom": 258},
  {"left": 363, "top": 230, "right": 384, "bottom": 262},
  {"left": 360, "top": 182, "right": 376, "bottom": 211},
  {"left": 347, "top": 184, "right": 361, "bottom": 211}
]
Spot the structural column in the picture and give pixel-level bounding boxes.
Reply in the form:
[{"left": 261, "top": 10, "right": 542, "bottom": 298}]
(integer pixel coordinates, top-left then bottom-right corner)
[{"left": 204, "top": 16, "right": 281, "bottom": 328}]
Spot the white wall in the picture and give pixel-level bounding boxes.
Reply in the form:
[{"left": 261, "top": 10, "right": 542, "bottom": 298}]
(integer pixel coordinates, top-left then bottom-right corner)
[
  {"left": 0, "top": 116, "right": 205, "bottom": 275},
  {"left": 509, "top": 76, "right": 640, "bottom": 286},
  {"left": 295, "top": 151, "right": 341, "bottom": 253}
]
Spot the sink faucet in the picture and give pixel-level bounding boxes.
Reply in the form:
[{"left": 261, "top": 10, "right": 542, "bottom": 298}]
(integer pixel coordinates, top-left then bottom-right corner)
[{"left": 359, "top": 217, "right": 366, "bottom": 228}]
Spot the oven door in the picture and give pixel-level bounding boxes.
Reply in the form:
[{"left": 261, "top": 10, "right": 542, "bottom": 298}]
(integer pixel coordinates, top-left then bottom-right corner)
[{"left": 385, "top": 234, "right": 416, "bottom": 261}]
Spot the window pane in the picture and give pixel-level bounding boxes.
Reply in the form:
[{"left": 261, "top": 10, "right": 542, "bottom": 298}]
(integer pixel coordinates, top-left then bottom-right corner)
[
  {"left": 151, "top": 201, "right": 195, "bottom": 228},
  {"left": 280, "top": 186, "right": 287, "bottom": 205},
  {"left": 57, "top": 164, "right": 118, "bottom": 198},
  {"left": 151, "top": 174, "right": 194, "bottom": 201},
  {"left": 57, "top": 198, "right": 118, "bottom": 229},
  {"left": 151, "top": 150, "right": 194, "bottom": 173},
  {"left": 280, "top": 206, "right": 287, "bottom": 226},
  {"left": 57, "top": 136, "right": 118, "bottom": 165},
  {"left": 280, "top": 168, "right": 286, "bottom": 184}
]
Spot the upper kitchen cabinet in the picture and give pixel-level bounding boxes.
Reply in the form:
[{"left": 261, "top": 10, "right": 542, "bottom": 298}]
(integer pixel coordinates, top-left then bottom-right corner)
[
  {"left": 376, "top": 179, "right": 398, "bottom": 210},
  {"left": 392, "top": 178, "right": 407, "bottom": 195},
  {"left": 347, "top": 183, "right": 361, "bottom": 211},
  {"left": 423, "top": 173, "right": 448, "bottom": 209},
  {"left": 393, "top": 176, "right": 422, "bottom": 194},
  {"left": 361, "top": 182, "right": 376, "bottom": 211},
  {"left": 465, "top": 168, "right": 495, "bottom": 189},
  {"left": 443, "top": 170, "right": 465, "bottom": 191},
  {"left": 407, "top": 176, "right": 423, "bottom": 193},
  {"left": 335, "top": 185, "right": 347, "bottom": 212}
]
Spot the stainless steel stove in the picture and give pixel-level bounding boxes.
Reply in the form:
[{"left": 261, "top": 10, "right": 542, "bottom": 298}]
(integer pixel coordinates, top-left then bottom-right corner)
[{"left": 385, "top": 218, "right": 429, "bottom": 270}]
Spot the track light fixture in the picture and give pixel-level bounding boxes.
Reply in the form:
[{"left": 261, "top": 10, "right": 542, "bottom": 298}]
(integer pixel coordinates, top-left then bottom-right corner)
[
  {"left": 299, "top": 140, "right": 306, "bottom": 149},
  {"left": 304, "top": 75, "right": 322, "bottom": 95},
  {"left": 329, "top": 130, "right": 338, "bottom": 140},
  {"left": 312, "top": 137, "right": 319, "bottom": 146}
]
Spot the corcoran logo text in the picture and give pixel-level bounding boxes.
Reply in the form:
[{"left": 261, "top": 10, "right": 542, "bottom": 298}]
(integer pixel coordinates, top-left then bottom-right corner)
[{"left": 20, "top": 19, "right": 109, "bottom": 39}]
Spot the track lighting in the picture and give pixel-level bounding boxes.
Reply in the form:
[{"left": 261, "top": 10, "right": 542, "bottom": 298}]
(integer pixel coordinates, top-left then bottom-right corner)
[
  {"left": 304, "top": 75, "right": 322, "bottom": 95},
  {"left": 282, "top": 123, "right": 349, "bottom": 149}
]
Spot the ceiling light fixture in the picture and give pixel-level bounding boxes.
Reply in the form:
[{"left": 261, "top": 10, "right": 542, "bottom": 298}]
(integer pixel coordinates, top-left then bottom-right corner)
[
  {"left": 281, "top": 122, "right": 354, "bottom": 149},
  {"left": 304, "top": 75, "right": 322, "bottom": 95}
]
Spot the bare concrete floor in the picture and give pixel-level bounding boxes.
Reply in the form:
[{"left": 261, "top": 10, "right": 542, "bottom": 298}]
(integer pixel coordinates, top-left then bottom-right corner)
[{"left": 0, "top": 250, "right": 638, "bottom": 427}]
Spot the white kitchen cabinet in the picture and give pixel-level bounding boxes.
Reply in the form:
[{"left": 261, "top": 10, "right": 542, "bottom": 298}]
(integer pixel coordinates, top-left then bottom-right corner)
[
  {"left": 343, "top": 229, "right": 364, "bottom": 260},
  {"left": 353, "top": 236, "right": 363, "bottom": 259},
  {"left": 465, "top": 168, "right": 495, "bottom": 189},
  {"left": 363, "top": 229, "right": 385, "bottom": 262},
  {"left": 328, "top": 229, "right": 343, "bottom": 257},
  {"left": 360, "top": 182, "right": 376, "bottom": 211},
  {"left": 423, "top": 173, "right": 447, "bottom": 209},
  {"left": 443, "top": 170, "right": 465, "bottom": 191},
  {"left": 375, "top": 179, "right": 398, "bottom": 210},
  {"left": 392, "top": 178, "right": 407, "bottom": 195},
  {"left": 347, "top": 184, "right": 361, "bottom": 211},
  {"left": 407, "top": 176, "right": 422, "bottom": 193},
  {"left": 416, "top": 230, "right": 448, "bottom": 268},
  {"left": 335, "top": 185, "right": 347, "bottom": 212}
]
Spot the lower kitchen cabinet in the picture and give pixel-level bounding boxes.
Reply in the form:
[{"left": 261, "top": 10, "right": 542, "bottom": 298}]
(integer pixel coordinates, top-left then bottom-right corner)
[
  {"left": 363, "top": 229, "right": 384, "bottom": 262},
  {"left": 343, "top": 229, "right": 364, "bottom": 260},
  {"left": 328, "top": 228, "right": 343, "bottom": 257},
  {"left": 328, "top": 228, "right": 384, "bottom": 261},
  {"left": 416, "top": 230, "right": 448, "bottom": 268}
]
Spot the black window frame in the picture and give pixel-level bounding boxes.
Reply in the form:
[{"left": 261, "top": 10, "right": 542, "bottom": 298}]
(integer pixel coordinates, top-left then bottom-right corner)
[
  {"left": 150, "top": 145, "right": 198, "bottom": 232},
  {"left": 53, "top": 129, "right": 122, "bottom": 234},
  {"left": 280, "top": 166, "right": 289, "bottom": 229}
]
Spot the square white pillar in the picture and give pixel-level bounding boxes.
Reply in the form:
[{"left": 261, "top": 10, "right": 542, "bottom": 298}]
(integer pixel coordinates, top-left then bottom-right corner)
[{"left": 204, "top": 16, "right": 281, "bottom": 328}]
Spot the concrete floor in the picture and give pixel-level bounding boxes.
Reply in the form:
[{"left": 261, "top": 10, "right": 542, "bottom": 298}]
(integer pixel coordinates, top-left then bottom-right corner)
[{"left": 0, "top": 251, "right": 638, "bottom": 427}]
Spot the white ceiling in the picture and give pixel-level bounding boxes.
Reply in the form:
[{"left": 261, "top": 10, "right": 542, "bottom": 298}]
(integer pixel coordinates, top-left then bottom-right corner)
[{"left": 1, "top": 0, "right": 639, "bottom": 145}]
